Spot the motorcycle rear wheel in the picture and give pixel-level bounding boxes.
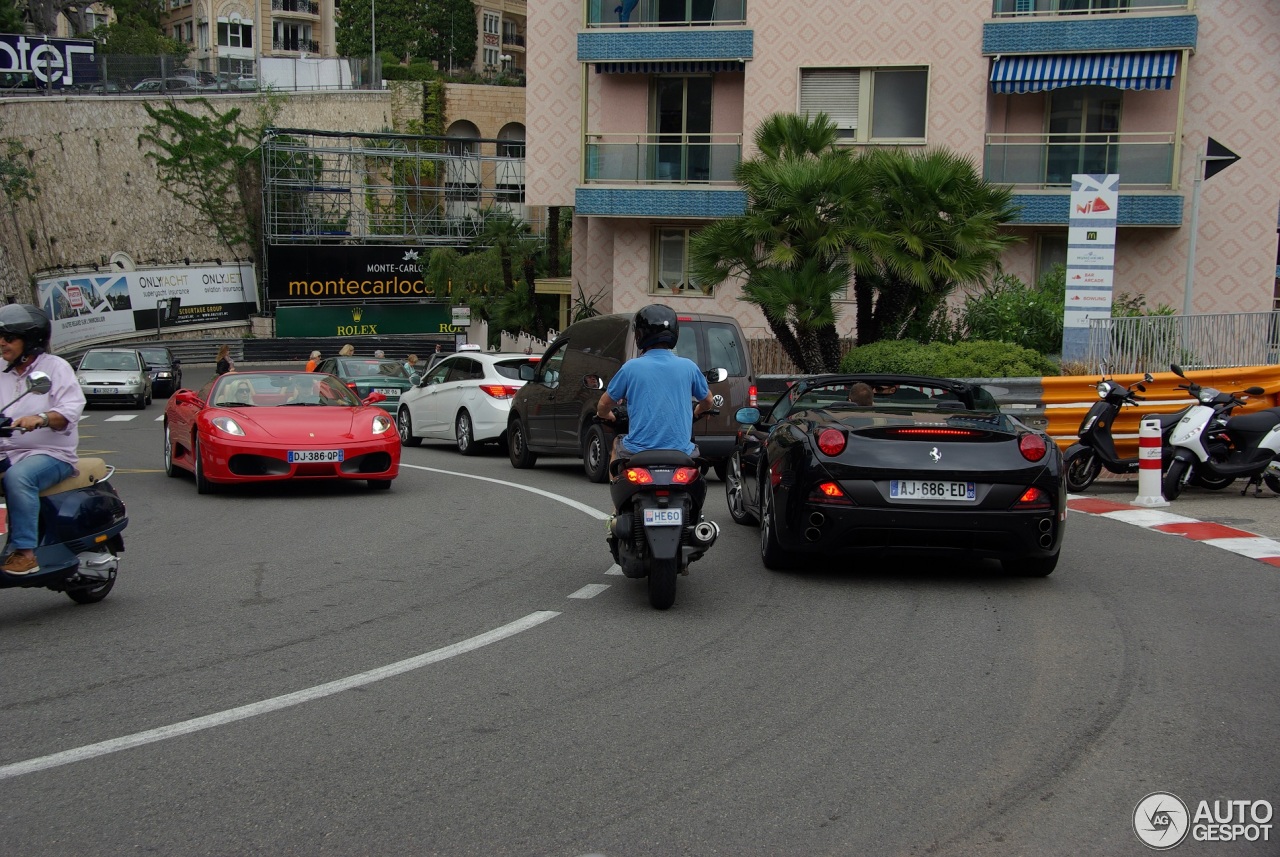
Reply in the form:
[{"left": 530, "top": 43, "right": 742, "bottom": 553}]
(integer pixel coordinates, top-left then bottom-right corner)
[
  {"left": 1064, "top": 448, "right": 1102, "bottom": 493},
  {"left": 66, "top": 576, "right": 115, "bottom": 604},
  {"left": 1264, "top": 473, "right": 1280, "bottom": 495},
  {"left": 648, "top": 557, "right": 677, "bottom": 610}
]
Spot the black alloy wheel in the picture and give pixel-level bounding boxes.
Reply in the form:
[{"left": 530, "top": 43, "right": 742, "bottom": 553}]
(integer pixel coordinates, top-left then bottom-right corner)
[
  {"left": 193, "top": 434, "right": 217, "bottom": 495},
  {"left": 759, "top": 482, "right": 794, "bottom": 570},
  {"left": 724, "top": 453, "right": 757, "bottom": 526},
  {"left": 508, "top": 417, "right": 537, "bottom": 468},
  {"left": 583, "top": 424, "right": 610, "bottom": 483}
]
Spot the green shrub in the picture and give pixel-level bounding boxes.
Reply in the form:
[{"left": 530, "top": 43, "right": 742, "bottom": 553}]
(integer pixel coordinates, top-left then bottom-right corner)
[
  {"left": 958, "top": 265, "right": 1065, "bottom": 354},
  {"left": 840, "top": 339, "right": 1059, "bottom": 378}
]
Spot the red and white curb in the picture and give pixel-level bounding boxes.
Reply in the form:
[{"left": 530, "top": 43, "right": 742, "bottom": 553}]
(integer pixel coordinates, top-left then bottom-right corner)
[{"left": 1068, "top": 495, "right": 1280, "bottom": 566}]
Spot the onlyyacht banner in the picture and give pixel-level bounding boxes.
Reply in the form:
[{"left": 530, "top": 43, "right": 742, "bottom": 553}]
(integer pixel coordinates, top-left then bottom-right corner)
[{"left": 37, "top": 263, "right": 258, "bottom": 351}]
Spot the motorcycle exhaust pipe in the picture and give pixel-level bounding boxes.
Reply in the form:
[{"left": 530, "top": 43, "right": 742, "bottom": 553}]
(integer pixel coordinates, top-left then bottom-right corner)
[
  {"left": 691, "top": 520, "right": 719, "bottom": 547},
  {"left": 610, "top": 513, "right": 633, "bottom": 540}
]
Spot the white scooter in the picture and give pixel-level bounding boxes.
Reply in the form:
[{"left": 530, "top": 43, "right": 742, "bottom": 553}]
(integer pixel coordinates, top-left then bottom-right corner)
[{"left": 1162, "top": 364, "right": 1280, "bottom": 500}]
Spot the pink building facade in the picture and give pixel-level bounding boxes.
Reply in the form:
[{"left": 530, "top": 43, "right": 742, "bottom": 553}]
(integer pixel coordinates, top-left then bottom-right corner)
[{"left": 527, "top": 0, "right": 1280, "bottom": 342}]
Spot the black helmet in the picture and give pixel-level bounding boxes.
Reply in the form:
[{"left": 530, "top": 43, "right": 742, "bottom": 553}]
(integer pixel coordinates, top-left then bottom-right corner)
[
  {"left": 0, "top": 304, "right": 51, "bottom": 372},
  {"left": 634, "top": 304, "right": 679, "bottom": 351}
]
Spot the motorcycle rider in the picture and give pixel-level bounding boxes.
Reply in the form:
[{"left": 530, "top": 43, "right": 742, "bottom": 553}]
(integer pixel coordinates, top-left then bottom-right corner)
[
  {"left": 595, "top": 304, "right": 715, "bottom": 466},
  {"left": 0, "top": 305, "right": 86, "bottom": 575}
]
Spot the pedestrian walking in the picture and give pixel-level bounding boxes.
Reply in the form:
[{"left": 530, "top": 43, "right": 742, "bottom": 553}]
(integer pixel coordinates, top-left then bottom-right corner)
[
  {"left": 305, "top": 350, "right": 321, "bottom": 372},
  {"left": 215, "top": 344, "right": 235, "bottom": 375}
]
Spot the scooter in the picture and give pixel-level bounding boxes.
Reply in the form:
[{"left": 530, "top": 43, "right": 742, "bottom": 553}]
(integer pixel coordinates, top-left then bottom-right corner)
[
  {"left": 1063, "top": 366, "right": 1233, "bottom": 492},
  {"left": 0, "top": 371, "right": 128, "bottom": 604},
  {"left": 587, "top": 370, "right": 725, "bottom": 610},
  {"left": 1162, "top": 363, "right": 1278, "bottom": 501}
]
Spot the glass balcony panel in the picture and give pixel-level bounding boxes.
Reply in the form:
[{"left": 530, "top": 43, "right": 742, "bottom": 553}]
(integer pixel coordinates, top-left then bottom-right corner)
[
  {"left": 584, "top": 135, "right": 741, "bottom": 183},
  {"left": 586, "top": 0, "right": 746, "bottom": 27},
  {"left": 991, "top": 0, "right": 1187, "bottom": 17},
  {"left": 984, "top": 132, "right": 1174, "bottom": 188}
]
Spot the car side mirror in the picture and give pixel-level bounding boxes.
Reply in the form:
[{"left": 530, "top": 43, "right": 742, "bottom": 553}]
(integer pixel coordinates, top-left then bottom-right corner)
[
  {"left": 24, "top": 371, "right": 52, "bottom": 395},
  {"left": 735, "top": 406, "right": 761, "bottom": 426},
  {"left": 1136, "top": 384, "right": 1146, "bottom": 392},
  {"left": 706, "top": 368, "right": 728, "bottom": 384},
  {"left": 363, "top": 391, "right": 387, "bottom": 406},
  {"left": 1143, "top": 372, "right": 1153, "bottom": 383},
  {"left": 173, "top": 389, "right": 201, "bottom": 406},
  {"left": 582, "top": 374, "right": 604, "bottom": 391},
  {"left": 1171, "top": 363, "right": 1185, "bottom": 377},
  {"left": 409, "top": 372, "right": 422, "bottom": 385}
]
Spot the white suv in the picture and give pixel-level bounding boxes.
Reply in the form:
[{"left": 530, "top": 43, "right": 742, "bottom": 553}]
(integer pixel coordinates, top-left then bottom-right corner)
[{"left": 396, "top": 351, "right": 539, "bottom": 455}]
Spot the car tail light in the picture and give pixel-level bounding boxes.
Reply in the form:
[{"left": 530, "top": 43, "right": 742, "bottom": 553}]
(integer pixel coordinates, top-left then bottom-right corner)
[
  {"left": 479, "top": 384, "right": 520, "bottom": 399},
  {"left": 810, "top": 481, "right": 853, "bottom": 506},
  {"left": 672, "top": 467, "right": 700, "bottom": 484},
  {"left": 817, "top": 428, "right": 846, "bottom": 456},
  {"left": 624, "top": 467, "right": 654, "bottom": 484},
  {"left": 1018, "top": 433, "right": 1048, "bottom": 462},
  {"left": 346, "top": 382, "right": 358, "bottom": 391},
  {"left": 749, "top": 385, "right": 758, "bottom": 407},
  {"left": 1012, "top": 486, "right": 1052, "bottom": 510},
  {"left": 887, "top": 428, "right": 982, "bottom": 438}
]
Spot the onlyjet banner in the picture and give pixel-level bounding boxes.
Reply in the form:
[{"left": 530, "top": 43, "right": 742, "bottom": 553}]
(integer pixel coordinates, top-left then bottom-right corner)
[{"left": 37, "top": 264, "right": 258, "bottom": 351}]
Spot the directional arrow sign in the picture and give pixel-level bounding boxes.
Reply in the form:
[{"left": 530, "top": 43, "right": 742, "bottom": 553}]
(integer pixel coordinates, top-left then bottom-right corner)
[{"left": 1204, "top": 137, "right": 1241, "bottom": 181}]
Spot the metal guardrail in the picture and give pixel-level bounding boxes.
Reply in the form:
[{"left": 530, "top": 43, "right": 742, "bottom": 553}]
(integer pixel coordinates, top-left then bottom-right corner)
[{"left": 1087, "top": 312, "right": 1280, "bottom": 374}]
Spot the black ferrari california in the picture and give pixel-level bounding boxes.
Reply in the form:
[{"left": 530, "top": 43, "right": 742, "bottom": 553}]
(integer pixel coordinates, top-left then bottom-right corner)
[{"left": 725, "top": 374, "right": 1065, "bottom": 576}]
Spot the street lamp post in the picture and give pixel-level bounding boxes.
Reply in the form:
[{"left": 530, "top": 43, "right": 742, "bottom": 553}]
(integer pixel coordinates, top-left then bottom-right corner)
[{"left": 370, "top": 0, "right": 376, "bottom": 88}]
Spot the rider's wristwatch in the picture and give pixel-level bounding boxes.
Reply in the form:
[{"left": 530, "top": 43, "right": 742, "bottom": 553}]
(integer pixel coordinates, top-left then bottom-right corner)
[{"left": 37, "top": 412, "right": 49, "bottom": 428}]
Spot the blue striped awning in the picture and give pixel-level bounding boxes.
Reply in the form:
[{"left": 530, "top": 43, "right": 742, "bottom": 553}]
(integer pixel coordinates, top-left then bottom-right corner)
[
  {"left": 990, "top": 51, "right": 1178, "bottom": 94},
  {"left": 594, "top": 60, "right": 744, "bottom": 75}
]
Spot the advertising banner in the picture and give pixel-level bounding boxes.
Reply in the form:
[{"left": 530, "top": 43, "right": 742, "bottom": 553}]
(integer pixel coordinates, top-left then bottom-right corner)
[
  {"left": 268, "top": 245, "right": 441, "bottom": 302},
  {"left": 0, "top": 34, "right": 98, "bottom": 89},
  {"left": 37, "top": 263, "right": 257, "bottom": 351},
  {"left": 275, "top": 304, "right": 459, "bottom": 337},
  {"left": 1062, "top": 174, "right": 1119, "bottom": 362}
]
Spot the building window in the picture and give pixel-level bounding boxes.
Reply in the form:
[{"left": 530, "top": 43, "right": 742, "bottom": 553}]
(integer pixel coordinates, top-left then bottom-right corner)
[
  {"left": 483, "top": 11, "right": 500, "bottom": 36},
  {"left": 651, "top": 227, "right": 711, "bottom": 296},
  {"left": 184, "top": 22, "right": 193, "bottom": 42},
  {"left": 198, "top": 21, "right": 208, "bottom": 49},
  {"left": 799, "top": 67, "right": 928, "bottom": 143},
  {"left": 483, "top": 46, "right": 499, "bottom": 68},
  {"left": 218, "top": 20, "right": 253, "bottom": 48},
  {"left": 273, "top": 21, "right": 311, "bottom": 51}
]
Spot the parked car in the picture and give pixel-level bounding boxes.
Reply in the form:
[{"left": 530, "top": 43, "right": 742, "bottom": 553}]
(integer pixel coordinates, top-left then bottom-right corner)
[
  {"left": 130, "top": 77, "right": 197, "bottom": 92},
  {"left": 162, "top": 371, "right": 400, "bottom": 493},
  {"left": 136, "top": 346, "right": 182, "bottom": 397},
  {"left": 726, "top": 373, "right": 1064, "bottom": 576},
  {"left": 314, "top": 356, "right": 413, "bottom": 414},
  {"left": 505, "top": 312, "right": 755, "bottom": 482},
  {"left": 397, "top": 352, "right": 539, "bottom": 454},
  {"left": 75, "top": 347, "right": 153, "bottom": 409}
]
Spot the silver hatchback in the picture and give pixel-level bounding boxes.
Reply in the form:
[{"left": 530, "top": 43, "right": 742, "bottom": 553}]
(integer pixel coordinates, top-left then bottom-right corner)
[{"left": 76, "top": 347, "right": 153, "bottom": 409}]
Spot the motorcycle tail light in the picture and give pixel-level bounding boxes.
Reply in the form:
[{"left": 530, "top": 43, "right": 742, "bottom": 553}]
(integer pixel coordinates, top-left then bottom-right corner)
[
  {"left": 480, "top": 384, "right": 520, "bottom": 399},
  {"left": 749, "top": 384, "right": 758, "bottom": 407},
  {"left": 1012, "top": 486, "right": 1052, "bottom": 510},
  {"left": 817, "top": 428, "right": 846, "bottom": 456},
  {"left": 624, "top": 467, "right": 654, "bottom": 484},
  {"left": 810, "top": 481, "right": 853, "bottom": 506},
  {"left": 672, "top": 467, "right": 700, "bottom": 484},
  {"left": 1018, "top": 433, "right": 1047, "bottom": 462}
]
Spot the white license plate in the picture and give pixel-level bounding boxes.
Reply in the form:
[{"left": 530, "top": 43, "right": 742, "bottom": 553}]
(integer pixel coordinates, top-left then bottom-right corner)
[
  {"left": 289, "top": 449, "right": 344, "bottom": 463},
  {"left": 889, "top": 479, "right": 976, "bottom": 502},
  {"left": 643, "top": 508, "right": 683, "bottom": 527},
  {"left": 93, "top": 387, "right": 118, "bottom": 395},
  {"left": 374, "top": 388, "right": 399, "bottom": 397}
]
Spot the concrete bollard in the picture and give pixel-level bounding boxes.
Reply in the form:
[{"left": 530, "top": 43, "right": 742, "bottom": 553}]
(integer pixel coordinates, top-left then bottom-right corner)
[{"left": 1132, "top": 418, "right": 1170, "bottom": 507}]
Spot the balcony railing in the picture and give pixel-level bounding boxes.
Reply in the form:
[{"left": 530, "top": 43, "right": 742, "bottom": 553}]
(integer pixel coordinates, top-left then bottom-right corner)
[
  {"left": 273, "top": 39, "right": 319, "bottom": 53},
  {"left": 584, "top": 133, "right": 742, "bottom": 184},
  {"left": 586, "top": 0, "right": 746, "bottom": 27},
  {"left": 991, "top": 0, "right": 1188, "bottom": 17},
  {"left": 984, "top": 132, "right": 1176, "bottom": 188},
  {"left": 501, "top": 33, "right": 525, "bottom": 48},
  {"left": 272, "top": 0, "right": 319, "bottom": 14}
]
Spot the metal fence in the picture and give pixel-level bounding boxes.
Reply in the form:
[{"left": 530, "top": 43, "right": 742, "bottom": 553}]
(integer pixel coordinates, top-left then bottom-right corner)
[
  {"left": 1, "top": 54, "right": 378, "bottom": 96},
  {"left": 1087, "top": 312, "right": 1280, "bottom": 374}
]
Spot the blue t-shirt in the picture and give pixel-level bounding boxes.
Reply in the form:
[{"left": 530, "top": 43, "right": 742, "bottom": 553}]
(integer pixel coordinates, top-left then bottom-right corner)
[{"left": 607, "top": 348, "right": 709, "bottom": 456}]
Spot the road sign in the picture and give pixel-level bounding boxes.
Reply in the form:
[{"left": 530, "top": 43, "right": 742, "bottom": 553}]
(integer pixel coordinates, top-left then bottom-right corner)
[{"left": 1204, "top": 137, "right": 1241, "bottom": 181}]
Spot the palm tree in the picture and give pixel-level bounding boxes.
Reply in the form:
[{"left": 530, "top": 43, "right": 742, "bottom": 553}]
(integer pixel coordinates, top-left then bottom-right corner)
[
  {"left": 848, "top": 148, "right": 1022, "bottom": 345},
  {"left": 689, "top": 113, "right": 860, "bottom": 373}
]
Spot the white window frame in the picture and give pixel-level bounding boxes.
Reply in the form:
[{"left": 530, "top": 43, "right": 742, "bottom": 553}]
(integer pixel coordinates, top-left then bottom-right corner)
[
  {"left": 483, "top": 46, "right": 500, "bottom": 68},
  {"left": 798, "top": 66, "right": 930, "bottom": 144},
  {"left": 483, "top": 11, "right": 500, "bottom": 36},
  {"left": 650, "top": 226, "right": 712, "bottom": 297}
]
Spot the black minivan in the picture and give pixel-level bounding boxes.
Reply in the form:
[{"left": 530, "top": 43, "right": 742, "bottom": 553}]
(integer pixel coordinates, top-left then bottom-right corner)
[{"left": 506, "top": 311, "right": 755, "bottom": 482}]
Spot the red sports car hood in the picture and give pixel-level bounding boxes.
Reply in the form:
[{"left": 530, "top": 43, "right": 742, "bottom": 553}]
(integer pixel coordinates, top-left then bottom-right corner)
[{"left": 210, "top": 406, "right": 382, "bottom": 439}]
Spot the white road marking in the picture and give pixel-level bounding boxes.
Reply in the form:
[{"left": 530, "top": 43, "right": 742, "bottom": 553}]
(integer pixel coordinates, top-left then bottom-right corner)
[
  {"left": 605, "top": 564, "right": 623, "bottom": 575},
  {"left": 1099, "top": 509, "right": 1197, "bottom": 528},
  {"left": 402, "top": 463, "right": 610, "bottom": 520},
  {"left": 568, "top": 584, "right": 610, "bottom": 599},
  {"left": 0, "top": 610, "right": 560, "bottom": 781},
  {"left": 1201, "top": 537, "right": 1280, "bottom": 559},
  {"left": 105, "top": 415, "right": 138, "bottom": 422}
]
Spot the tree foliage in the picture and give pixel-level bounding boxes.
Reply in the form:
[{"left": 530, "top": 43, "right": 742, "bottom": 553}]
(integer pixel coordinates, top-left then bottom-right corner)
[
  {"left": 94, "top": 21, "right": 190, "bottom": 57},
  {"left": 336, "top": 0, "right": 429, "bottom": 64},
  {"left": 1, "top": 0, "right": 24, "bottom": 33},
  {"left": 840, "top": 339, "right": 1059, "bottom": 378},
  {"left": 421, "top": 0, "right": 477, "bottom": 71},
  {"left": 958, "top": 265, "right": 1065, "bottom": 355}
]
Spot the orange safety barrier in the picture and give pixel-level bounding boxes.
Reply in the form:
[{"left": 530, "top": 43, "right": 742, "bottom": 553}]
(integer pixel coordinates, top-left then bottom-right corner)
[{"left": 1040, "top": 366, "right": 1280, "bottom": 457}]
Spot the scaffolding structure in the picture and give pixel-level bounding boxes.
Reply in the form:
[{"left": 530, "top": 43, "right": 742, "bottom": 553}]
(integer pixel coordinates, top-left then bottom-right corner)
[{"left": 261, "top": 128, "right": 538, "bottom": 247}]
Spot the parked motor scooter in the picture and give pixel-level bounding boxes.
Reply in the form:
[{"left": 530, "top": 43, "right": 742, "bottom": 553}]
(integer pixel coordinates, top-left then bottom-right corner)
[
  {"left": 1162, "top": 363, "right": 1278, "bottom": 501},
  {"left": 586, "top": 370, "right": 725, "bottom": 610},
  {"left": 0, "top": 371, "right": 127, "bottom": 604},
  {"left": 1063, "top": 366, "right": 1233, "bottom": 492}
]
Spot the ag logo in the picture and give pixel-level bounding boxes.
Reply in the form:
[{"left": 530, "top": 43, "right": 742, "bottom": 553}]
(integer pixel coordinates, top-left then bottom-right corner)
[{"left": 1134, "top": 792, "right": 1190, "bottom": 849}]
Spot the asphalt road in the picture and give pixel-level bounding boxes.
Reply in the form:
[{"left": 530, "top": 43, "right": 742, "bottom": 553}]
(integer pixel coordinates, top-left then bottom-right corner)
[{"left": 0, "top": 366, "right": 1276, "bottom": 855}]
